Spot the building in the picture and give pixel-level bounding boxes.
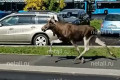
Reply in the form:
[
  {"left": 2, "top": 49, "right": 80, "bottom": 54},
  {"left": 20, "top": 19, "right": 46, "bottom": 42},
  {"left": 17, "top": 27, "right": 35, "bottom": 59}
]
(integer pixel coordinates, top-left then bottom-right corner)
[
  {"left": 1, "top": 0, "right": 115, "bottom": 12},
  {"left": 0, "top": 0, "right": 91, "bottom": 11},
  {"left": 0, "top": 0, "right": 25, "bottom": 11}
]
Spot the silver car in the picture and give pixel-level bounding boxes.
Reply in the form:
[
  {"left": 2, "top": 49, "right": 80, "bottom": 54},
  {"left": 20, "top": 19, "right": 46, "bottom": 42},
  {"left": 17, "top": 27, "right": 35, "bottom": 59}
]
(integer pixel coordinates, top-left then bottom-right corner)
[
  {"left": 0, "top": 12, "right": 59, "bottom": 46},
  {"left": 101, "top": 13, "right": 120, "bottom": 35}
]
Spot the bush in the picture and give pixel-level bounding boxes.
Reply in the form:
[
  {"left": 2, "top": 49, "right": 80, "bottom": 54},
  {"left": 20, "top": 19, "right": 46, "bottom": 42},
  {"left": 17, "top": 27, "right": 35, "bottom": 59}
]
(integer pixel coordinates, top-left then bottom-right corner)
[{"left": 90, "top": 19, "right": 103, "bottom": 30}]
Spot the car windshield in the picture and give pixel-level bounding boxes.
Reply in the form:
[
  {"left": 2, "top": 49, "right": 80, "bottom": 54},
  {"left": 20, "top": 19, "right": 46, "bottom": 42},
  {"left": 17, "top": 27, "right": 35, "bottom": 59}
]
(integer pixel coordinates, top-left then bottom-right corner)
[
  {"left": 62, "top": 9, "right": 79, "bottom": 12},
  {"left": 105, "top": 14, "right": 120, "bottom": 21},
  {"left": 61, "top": 10, "right": 81, "bottom": 18},
  {"left": 62, "top": 9, "right": 79, "bottom": 14}
]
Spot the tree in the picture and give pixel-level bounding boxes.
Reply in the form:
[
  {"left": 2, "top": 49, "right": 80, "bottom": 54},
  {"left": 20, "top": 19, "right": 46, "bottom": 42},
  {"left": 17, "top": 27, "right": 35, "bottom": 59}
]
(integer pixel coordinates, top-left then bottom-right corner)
[
  {"left": 59, "top": 0, "right": 65, "bottom": 9},
  {"left": 48, "top": 0, "right": 56, "bottom": 11},
  {"left": 24, "top": 0, "right": 65, "bottom": 11},
  {"left": 24, "top": 0, "right": 46, "bottom": 11}
]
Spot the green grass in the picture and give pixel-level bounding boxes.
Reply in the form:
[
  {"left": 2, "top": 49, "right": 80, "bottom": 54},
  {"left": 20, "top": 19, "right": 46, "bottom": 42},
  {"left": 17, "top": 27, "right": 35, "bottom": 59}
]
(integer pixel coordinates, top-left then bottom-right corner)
[
  {"left": 0, "top": 46, "right": 120, "bottom": 58},
  {"left": 90, "top": 19, "right": 103, "bottom": 30}
]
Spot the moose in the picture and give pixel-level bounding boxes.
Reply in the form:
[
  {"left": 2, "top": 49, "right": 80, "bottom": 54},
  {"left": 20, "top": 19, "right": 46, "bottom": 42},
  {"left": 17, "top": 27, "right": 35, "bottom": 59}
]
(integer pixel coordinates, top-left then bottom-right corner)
[{"left": 41, "top": 17, "right": 116, "bottom": 63}]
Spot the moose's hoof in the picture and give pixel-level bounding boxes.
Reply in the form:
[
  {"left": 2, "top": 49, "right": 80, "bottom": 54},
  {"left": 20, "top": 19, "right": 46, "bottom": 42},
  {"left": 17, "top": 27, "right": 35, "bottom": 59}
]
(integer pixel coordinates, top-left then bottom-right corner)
[
  {"left": 112, "top": 54, "right": 117, "bottom": 58},
  {"left": 48, "top": 50, "right": 53, "bottom": 57},
  {"left": 50, "top": 54, "right": 53, "bottom": 57},
  {"left": 110, "top": 52, "right": 117, "bottom": 58},
  {"left": 74, "top": 57, "right": 85, "bottom": 64},
  {"left": 74, "top": 58, "right": 81, "bottom": 64},
  {"left": 81, "top": 57, "right": 85, "bottom": 64}
]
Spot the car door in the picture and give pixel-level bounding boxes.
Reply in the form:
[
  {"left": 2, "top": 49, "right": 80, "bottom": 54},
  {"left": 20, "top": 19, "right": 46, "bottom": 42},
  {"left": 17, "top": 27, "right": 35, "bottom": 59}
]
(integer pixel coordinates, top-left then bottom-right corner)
[
  {"left": 0, "top": 16, "right": 19, "bottom": 42},
  {"left": 12, "top": 15, "right": 36, "bottom": 42}
]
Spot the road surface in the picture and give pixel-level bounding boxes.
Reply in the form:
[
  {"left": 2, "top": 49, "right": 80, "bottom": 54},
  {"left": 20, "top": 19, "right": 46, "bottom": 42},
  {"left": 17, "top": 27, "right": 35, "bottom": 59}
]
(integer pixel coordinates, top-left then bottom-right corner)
[{"left": 0, "top": 70, "right": 119, "bottom": 80}]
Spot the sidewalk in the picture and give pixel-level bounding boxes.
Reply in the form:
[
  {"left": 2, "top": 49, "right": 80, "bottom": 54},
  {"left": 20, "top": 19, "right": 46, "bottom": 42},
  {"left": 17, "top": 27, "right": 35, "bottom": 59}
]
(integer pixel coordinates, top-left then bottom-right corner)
[{"left": 0, "top": 54, "right": 120, "bottom": 76}]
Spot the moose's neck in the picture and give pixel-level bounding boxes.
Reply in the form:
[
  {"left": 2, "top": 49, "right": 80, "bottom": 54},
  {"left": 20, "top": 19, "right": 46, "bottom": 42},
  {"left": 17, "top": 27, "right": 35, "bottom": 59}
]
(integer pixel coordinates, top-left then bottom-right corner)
[{"left": 51, "top": 22, "right": 63, "bottom": 35}]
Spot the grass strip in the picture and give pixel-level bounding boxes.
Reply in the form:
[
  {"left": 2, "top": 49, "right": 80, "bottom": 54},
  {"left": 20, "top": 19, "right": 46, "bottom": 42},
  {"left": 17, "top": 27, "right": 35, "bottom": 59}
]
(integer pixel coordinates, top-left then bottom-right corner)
[{"left": 0, "top": 46, "right": 119, "bottom": 58}]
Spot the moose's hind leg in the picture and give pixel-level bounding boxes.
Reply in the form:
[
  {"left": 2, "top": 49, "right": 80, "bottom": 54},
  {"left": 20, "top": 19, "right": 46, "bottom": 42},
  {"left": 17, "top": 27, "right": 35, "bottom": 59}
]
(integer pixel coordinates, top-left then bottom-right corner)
[
  {"left": 95, "top": 37, "right": 117, "bottom": 59},
  {"left": 48, "top": 42, "right": 53, "bottom": 57}
]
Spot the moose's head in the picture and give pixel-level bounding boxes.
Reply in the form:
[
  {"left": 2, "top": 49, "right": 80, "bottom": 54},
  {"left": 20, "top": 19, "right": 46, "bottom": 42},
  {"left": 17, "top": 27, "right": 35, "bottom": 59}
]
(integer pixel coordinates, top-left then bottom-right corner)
[{"left": 42, "top": 17, "right": 57, "bottom": 32}]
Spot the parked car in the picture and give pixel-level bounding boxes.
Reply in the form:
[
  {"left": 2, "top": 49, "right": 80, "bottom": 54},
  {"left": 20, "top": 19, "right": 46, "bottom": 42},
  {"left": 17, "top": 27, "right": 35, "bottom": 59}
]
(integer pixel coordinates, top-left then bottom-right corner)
[
  {"left": 58, "top": 9, "right": 90, "bottom": 25},
  {"left": 0, "top": 11, "right": 60, "bottom": 46},
  {"left": 0, "top": 11, "right": 11, "bottom": 19},
  {"left": 101, "top": 13, "right": 120, "bottom": 35}
]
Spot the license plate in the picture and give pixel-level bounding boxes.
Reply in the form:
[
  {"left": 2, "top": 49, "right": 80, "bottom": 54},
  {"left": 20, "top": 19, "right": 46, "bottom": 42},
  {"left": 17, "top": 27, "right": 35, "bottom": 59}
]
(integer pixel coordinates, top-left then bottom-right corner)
[{"left": 108, "top": 26, "right": 116, "bottom": 28}]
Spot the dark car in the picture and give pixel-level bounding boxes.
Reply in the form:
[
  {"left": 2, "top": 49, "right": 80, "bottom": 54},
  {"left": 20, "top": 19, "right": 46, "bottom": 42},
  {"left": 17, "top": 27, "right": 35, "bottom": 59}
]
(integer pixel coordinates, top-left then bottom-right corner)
[
  {"left": 58, "top": 9, "right": 90, "bottom": 25},
  {"left": 0, "top": 11, "right": 11, "bottom": 19}
]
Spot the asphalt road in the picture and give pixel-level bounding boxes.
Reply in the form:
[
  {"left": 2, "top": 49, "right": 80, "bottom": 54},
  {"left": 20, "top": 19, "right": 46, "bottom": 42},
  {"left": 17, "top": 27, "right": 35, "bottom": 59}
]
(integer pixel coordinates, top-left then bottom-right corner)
[
  {"left": 0, "top": 54, "right": 119, "bottom": 70},
  {"left": 0, "top": 54, "right": 119, "bottom": 80},
  {"left": 0, "top": 70, "right": 119, "bottom": 80}
]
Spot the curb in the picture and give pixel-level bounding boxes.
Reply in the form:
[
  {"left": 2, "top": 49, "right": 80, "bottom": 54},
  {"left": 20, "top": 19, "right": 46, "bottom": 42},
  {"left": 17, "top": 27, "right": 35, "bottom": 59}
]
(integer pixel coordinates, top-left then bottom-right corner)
[
  {"left": 0, "top": 64, "right": 120, "bottom": 77},
  {"left": 0, "top": 45, "right": 120, "bottom": 47}
]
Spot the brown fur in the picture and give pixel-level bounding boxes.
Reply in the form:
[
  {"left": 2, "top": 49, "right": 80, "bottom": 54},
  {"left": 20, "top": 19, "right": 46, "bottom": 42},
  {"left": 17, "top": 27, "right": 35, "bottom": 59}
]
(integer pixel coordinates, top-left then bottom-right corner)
[
  {"left": 41, "top": 18, "right": 116, "bottom": 63},
  {"left": 42, "top": 20, "right": 96, "bottom": 42}
]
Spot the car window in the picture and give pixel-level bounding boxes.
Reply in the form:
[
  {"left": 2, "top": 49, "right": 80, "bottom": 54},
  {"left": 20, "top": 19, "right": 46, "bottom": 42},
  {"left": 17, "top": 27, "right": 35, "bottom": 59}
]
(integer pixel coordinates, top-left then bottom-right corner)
[
  {"left": 81, "top": 10, "right": 85, "bottom": 14},
  {"left": 62, "top": 9, "right": 79, "bottom": 13},
  {"left": 105, "top": 14, "right": 120, "bottom": 21},
  {"left": 17, "top": 16, "right": 35, "bottom": 25},
  {"left": 37, "top": 16, "right": 50, "bottom": 24},
  {"left": 61, "top": 9, "right": 86, "bottom": 18},
  {"left": 1, "top": 16, "right": 18, "bottom": 26}
]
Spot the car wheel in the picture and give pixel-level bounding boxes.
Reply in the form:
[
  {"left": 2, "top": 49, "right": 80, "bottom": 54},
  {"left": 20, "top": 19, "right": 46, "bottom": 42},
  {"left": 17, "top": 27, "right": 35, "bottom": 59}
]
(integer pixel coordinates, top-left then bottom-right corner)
[
  {"left": 66, "top": 12, "right": 72, "bottom": 18},
  {"left": 33, "top": 34, "right": 49, "bottom": 46}
]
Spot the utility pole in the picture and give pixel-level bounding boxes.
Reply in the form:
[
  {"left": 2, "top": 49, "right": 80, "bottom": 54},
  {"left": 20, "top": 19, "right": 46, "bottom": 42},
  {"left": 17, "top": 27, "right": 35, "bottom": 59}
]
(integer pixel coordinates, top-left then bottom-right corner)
[{"left": 87, "top": 0, "right": 92, "bottom": 19}]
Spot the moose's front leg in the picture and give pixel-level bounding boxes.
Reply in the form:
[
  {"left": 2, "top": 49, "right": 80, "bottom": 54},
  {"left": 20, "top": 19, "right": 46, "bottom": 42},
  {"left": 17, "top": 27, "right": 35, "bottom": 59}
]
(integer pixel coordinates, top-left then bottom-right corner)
[
  {"left": 48, "top": 41, "right": 53, "bottom": 57},
  {"left": 70, "top": 40, "right": 85, "bottom": 64},
  {"left": 76, "top": 36, "right": 93, "bottom": 64},
  {"left": 73, "top": 36, "right": 92, "bottom": 64}
]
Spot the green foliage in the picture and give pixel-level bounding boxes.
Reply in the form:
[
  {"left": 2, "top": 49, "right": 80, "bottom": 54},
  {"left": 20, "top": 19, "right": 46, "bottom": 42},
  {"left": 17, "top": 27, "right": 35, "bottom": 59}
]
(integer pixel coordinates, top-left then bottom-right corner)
[
  {"left": 59, "top": 0, "right": 65, "bottom": 9},
  {"left": 24, "top": 0, "right": 66, "bottom": 11},
  {"left": 90, "top": 19, "right": 103, "bottom": 30},
  {"left": 24, "top": 0, "right": 46, "bottom": 11}
]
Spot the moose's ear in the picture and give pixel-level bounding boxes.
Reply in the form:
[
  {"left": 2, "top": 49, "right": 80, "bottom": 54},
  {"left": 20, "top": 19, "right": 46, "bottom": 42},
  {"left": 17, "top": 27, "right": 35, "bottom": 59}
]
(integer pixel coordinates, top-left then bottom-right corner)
[
  {"left": 50, "top": 19, "right": 56, "bottom": 24},
  {"left": 49, "top": 16, "right": 57, "bottom": 24},
  {"left": 51, "top": 16, "right": 55, "bottom": 20}
]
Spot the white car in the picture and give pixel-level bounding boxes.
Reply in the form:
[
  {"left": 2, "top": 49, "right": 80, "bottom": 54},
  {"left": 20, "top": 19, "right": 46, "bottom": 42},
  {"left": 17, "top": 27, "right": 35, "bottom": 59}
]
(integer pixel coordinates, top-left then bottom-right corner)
[{"left": 0, "top": 11, "right": 60, "bottom": 46}]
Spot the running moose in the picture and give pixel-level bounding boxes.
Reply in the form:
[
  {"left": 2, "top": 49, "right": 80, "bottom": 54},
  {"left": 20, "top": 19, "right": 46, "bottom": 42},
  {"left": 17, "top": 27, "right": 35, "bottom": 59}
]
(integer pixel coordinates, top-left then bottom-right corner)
[{"left": 41, "top": 17, "right": 116, "bottom": 63}]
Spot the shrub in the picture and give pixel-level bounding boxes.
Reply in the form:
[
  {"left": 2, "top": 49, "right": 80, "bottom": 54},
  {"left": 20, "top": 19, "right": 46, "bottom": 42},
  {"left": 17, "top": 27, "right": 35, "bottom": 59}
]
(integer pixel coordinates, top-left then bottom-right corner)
[{"left": 90, "top": 19, "right": 103, "bottom": 30}]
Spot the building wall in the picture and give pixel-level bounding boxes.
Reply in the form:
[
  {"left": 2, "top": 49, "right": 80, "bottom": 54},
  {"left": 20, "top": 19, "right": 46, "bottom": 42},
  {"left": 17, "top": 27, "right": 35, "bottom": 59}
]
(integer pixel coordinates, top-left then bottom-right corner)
[
  {"left": 0, "top": 2, "right": 25, "bottom": 11},
  {"left": 0, "top": 0, "right": 24, "bottom": 2}
]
